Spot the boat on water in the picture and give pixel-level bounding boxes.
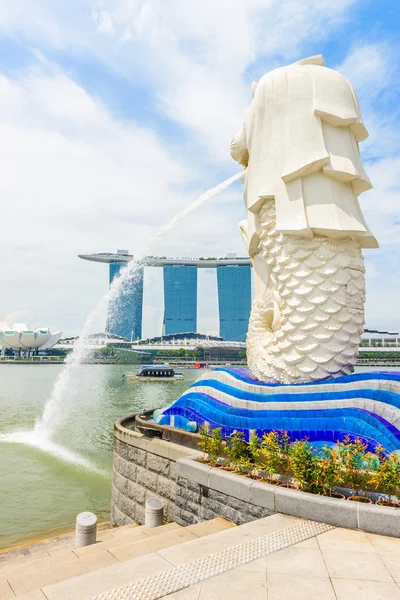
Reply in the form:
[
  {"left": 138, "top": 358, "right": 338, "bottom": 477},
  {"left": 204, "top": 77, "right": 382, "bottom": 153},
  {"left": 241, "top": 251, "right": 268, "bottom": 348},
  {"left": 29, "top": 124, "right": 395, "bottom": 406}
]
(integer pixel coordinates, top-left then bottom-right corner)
[{"left": 124, "top": 364, "right": 184, "bottom": 381}]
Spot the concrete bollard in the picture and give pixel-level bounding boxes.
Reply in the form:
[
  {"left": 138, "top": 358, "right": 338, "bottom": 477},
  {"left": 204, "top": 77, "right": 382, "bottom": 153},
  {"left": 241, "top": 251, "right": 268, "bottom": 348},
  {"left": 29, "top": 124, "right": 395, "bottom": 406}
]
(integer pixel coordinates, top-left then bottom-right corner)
[
  {"left": 145, "top": 498, "right": 164, "bottom": 528},
  {"left": 75, "top": 512, "right": 97, "bottom": 548}
]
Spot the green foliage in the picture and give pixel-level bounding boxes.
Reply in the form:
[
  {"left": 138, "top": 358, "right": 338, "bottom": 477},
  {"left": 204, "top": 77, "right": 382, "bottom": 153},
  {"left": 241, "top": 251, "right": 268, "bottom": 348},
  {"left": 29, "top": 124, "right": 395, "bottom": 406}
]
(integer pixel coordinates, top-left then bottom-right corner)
[
  {"left": 248, "top": 432, "right": 262, "bottom": 467},
  {"left": 358, "top": 351, "right": 400, "bottom": 359},
  {"left": 198, "top": 423, "right": 223, "bottom": 466},
  {"left": 276, "top": 430, "right": 291, "bottom": 482},
  {"left": 318, "top": 445, "right": 344, "bottom": 496},
  {"left": 156, "top": 348, "right": 204, "bottom": 359},
  {"left": 198, "top": 423, "right": 212, "bottom": 457},
  {"left": 95, "top": 346, "right": 116, "bottom": 358},
  {"left": 338, "top": 436, "right": 375, "bottom": 497},
  {"left": 199, "top": 427, "right": 398, "bottom": 502},
  {"left": 208, "top": 427, "right": 223, "bottom": 466},
  {"left": 259, "top": 431, "right": 284, "bottom": 479},
  {"left": 289, "top": 440, "right": 322, "bottom": 493},
  {"left": 225, "top": 431, "right": 251, "bottom": 473},
  {"left": 371, "top": 452, "right": 400, "bottom": 502}
]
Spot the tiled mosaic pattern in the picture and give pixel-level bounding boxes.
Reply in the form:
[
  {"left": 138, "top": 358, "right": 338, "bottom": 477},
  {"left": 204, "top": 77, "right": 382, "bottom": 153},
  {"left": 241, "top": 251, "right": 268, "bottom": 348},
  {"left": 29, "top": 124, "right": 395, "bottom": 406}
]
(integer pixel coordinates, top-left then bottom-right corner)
[{"left": 154, "top": 368, "right": 400, "bottom": 453}]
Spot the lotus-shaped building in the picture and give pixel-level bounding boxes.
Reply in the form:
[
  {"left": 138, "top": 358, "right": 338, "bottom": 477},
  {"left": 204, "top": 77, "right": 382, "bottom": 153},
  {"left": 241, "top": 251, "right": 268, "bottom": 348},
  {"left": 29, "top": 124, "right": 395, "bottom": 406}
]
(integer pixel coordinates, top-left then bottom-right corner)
[{"left": 0, "top": 323, "right": 62, "bottom": 351}]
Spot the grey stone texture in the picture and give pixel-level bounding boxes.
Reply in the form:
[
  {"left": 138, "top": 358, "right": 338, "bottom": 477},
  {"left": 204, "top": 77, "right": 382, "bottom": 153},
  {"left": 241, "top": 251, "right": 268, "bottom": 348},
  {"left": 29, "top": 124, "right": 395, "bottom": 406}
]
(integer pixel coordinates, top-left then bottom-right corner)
[
  {"left": 174, "top": 477, "right": 272, "bottom": 526},
  {"left": 275, "top": 487, "right": 359, "bottom": 530},
  {"left": 357, "top": 502, "right": 400, "bottom": 537},
  {"left": 111, "top": 431, "right": 186, "bottom": 527}
]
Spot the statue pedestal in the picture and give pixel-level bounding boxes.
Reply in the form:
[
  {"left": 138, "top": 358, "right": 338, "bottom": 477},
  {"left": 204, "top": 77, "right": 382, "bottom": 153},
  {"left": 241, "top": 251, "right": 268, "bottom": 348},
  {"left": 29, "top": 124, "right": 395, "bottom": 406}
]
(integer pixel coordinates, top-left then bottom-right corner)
[{"left": 154, "top": 367, "right": 400, "bottom": 454}]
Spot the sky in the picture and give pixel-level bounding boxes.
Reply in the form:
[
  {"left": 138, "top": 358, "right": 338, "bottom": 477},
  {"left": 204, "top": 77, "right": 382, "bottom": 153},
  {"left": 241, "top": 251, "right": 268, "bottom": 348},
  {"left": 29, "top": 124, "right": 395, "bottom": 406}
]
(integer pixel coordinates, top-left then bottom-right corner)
[{"left": 0, "top": 0, "right": 399, "bottom": 338}]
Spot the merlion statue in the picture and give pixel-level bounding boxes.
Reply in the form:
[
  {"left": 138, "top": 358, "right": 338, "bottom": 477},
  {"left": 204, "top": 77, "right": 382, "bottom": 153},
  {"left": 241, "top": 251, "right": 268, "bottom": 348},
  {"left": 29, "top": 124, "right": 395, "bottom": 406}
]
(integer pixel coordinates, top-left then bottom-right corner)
[{"left": 231, "top": 54, "right": 378, "bottom": 384}]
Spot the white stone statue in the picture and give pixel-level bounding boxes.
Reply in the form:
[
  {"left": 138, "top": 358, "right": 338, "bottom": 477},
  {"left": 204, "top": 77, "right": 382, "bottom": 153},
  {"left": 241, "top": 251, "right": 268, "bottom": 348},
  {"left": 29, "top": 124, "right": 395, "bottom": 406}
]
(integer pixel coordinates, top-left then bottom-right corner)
[{"left": 231, "top": 54, "right": 378, "bottom": 384}]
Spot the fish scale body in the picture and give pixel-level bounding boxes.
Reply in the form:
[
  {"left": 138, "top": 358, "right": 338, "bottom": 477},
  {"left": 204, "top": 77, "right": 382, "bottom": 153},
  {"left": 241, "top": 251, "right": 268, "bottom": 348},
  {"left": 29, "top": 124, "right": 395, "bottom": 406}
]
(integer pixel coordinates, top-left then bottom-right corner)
[{"left": 247, "top": 200, "right": 365, "bottom": 384}]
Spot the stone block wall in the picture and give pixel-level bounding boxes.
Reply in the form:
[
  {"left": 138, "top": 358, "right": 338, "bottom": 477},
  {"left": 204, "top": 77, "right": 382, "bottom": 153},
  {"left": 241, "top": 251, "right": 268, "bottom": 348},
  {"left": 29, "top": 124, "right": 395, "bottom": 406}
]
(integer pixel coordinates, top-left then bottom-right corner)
[
  {"left": 175, "top": 476, "right": 272, "bottom": 526},
  {"left": 111, "top": 422, "right": 196, "bottom": 526}
]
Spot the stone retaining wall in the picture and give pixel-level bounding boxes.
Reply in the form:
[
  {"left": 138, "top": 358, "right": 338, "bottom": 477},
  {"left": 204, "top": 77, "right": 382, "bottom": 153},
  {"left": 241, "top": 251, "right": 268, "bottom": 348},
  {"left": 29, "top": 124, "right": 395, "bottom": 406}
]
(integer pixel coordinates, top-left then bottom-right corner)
[
  {"left": 175, "top": 476, "right": 272, "bottom": 526},
  {"left": 112, "top": 416, "right": 400, "bottom": 537},
  {"left": 175, "top": 458, "right": 400, "bottom": 537},
  {"left": 111, "top": 417, "right": 198, "bottom": 526}
]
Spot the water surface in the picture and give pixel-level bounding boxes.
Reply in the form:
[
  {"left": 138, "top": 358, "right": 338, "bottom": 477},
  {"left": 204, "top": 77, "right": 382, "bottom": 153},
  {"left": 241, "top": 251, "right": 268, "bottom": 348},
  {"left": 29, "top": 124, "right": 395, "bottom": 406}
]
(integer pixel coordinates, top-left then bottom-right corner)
[{"left": 0, "top": 364, "right": 203, "bottom": 549}]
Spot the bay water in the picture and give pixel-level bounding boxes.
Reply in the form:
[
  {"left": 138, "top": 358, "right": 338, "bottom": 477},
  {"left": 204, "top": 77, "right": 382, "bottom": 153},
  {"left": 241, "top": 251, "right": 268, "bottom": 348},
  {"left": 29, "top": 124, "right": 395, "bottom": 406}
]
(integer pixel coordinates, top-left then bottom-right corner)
[{"left": 0, "top": 364, "right": 204, "bottom": 549}]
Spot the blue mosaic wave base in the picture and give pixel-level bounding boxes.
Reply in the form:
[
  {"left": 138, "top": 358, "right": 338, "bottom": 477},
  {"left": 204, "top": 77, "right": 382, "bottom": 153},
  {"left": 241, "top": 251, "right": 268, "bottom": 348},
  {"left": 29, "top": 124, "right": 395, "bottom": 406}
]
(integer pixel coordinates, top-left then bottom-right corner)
[{"left": 153, "top": 368, "right": 400, "bottom": 455}]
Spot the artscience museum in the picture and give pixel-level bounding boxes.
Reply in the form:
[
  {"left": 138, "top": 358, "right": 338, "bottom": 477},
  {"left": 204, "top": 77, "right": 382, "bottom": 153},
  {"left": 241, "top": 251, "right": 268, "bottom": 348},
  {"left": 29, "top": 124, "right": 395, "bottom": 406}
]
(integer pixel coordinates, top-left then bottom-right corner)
[{"left": 0, "top": 322, "right": 62, "bottom": 353}]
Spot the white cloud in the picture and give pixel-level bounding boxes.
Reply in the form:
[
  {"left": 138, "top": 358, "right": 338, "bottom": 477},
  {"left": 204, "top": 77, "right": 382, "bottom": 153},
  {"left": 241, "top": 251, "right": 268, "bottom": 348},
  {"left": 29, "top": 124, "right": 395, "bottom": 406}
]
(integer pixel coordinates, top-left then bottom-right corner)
[
  {"left": 0, "top": 62, "right": 206, "bottom": 334},
  {"left": 88, "top": 0, "right": 360, "bottom": 161},
  {"left": 337, "top": 43, "right": 394, "bottom": 98},
  {"left": 0, "top": 0, "right": 398, "bottom": 334},
  {"left": 93, "top": 10, "right": 115, "bottom": 34}
]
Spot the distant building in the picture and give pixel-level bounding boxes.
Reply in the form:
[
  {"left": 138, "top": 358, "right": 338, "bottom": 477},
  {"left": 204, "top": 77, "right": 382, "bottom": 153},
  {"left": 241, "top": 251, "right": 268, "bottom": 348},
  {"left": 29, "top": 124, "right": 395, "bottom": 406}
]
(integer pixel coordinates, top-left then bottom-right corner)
[
  {"left": 0, "top": 323, "right": 61, "bottom": 354},
  {"left": 79, "top": 251, "right": 252, "bottom": 341},
  {"left": 132, "top": 332, "right": 246, "bottom": 363},
  {"left": 217, "top": 265, "right": 251, "bottom": 342},
  {"left": 361, "top": 329, "right": 400, "bottom": 347},
  {"left": 163, "top": 265, "right": 197, "bottom": 335}
]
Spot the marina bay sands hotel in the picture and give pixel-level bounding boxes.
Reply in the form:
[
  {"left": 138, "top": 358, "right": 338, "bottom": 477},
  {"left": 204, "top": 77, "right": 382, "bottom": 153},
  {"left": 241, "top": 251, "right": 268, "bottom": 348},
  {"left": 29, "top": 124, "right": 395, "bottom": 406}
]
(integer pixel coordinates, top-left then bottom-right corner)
[{"left": 79, "top": 250, "right": 252, "bottom": 342}]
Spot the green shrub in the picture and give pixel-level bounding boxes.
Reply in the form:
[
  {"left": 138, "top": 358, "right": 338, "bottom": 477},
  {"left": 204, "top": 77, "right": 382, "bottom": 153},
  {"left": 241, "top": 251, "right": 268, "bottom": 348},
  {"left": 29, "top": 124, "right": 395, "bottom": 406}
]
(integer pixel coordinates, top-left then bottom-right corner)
[
  {"left": 371, "top": 452, "right": 400, "bottom": 502},
  {"left": 318, "top": 445, "right": 344, "bottom": 496},
  {"left": 276, "top": 430, "right": 291, "bottom": 482},
  {"left": 338, "top": 436, "right": 375, "bottom": 497},
  {"left": 248, "top": 432, "right": 262, "bottom": 468},
  {"left": 198, "top": 422, "right": 212, "bottom": 457},
  {"left": 225, "top": 431, "right": 251, "bottom": 473},
  {"left": 198, "top": 423, "right": 223, "bottom": 465},
  {"left": 259, "top": 431, "right": 283, "bottom": 479},
  {"left": 289, "top": 440, "right": 322, "bottom": 493}
]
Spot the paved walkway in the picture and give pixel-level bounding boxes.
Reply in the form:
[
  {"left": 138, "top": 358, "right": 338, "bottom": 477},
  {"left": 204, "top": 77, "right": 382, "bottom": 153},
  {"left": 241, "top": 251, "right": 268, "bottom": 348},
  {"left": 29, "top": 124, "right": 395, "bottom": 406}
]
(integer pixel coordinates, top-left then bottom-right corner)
[
  {"left": 161, "top": 522, "right": 400, "bottom": 600},
  {"left": 2, "top": 515, "right": 400, "bottom": 600}
]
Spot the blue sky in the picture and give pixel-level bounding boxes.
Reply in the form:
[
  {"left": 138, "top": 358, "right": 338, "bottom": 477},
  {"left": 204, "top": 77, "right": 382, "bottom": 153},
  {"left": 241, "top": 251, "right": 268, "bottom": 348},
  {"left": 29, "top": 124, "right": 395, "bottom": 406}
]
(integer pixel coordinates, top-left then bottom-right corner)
[{"left": 0, "top": 0, "right": 399, "bottom": 337}]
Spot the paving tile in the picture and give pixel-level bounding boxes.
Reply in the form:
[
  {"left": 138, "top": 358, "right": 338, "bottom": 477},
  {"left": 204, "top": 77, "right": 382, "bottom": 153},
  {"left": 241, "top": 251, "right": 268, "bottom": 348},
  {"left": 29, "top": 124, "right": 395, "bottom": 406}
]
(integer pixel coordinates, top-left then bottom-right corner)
[
  {"left": 243, "top": 513, "right": 300, "bottom": 536},
  {"left": 94, "top": 533, "right": 115, "bottom": 543},
  {"left": 109, "top": 525, "right": 140, "bottom": 538},
  {"left": 322, "top": 549, "right": 392, "bottom": 581},
  {"left": 265, "top": 548, "right": 328, "bottom": 578},
  {"left": 108, "top": 530, "right": 199, "bottom": 562},
  {"left": 0, "top": 580, "right": 14, "bottom": 600},
  {"left": 158, "top": 524, "right": 261, "bottom": 566},
  {"left": 332, "top": 578, "right": 400, "bottom": 599},
  {"left": 13, "top": 591, "right": 48, "bottom": 600},
  {"left": 75, "top": 551, "right": 119, "bottom": 573},
  {"left": 46, "top": 549, "right": 78, "bottom": 560},
  {"left": 267, "top": 573, "right": 336, "bottom": 600},
  {"left": 379, "top": 552, "right": 400, "bottom": 582},
  {"left": 0, "top": 552, "right": 51, "bottom": 575},
  {"left": 8, "top": 550, "right": 118, "bottom": 595},
  {"left": 161, "top": 585, "right": 201, "bottom": 600},
  {"left": 233, "top": 557, "right": 268, "bottom": 573},
  {"left": 42, "top": 553, "right": 173, "bottom": 600},
  {"left": 292, "top": 538, "right": 319, "bottom": 549},
  {"left": 186, "top": 518, "right": 235, "bottom": 538},
  {"left": 0, "top": 553, "right": 78, "bottom": 581},
  {"left": 317, "top": 528, "right": 376, "bottom": 553},
  {"left": 73, "top": 528, "right": 149, "bottom": 557},
  {"left": 142, "top": 524, "right": 182, "bottom": 537},
  {"left": 198, "top": 568, "right": 267, "bottom": 599},
  {"left": 367, "top": 533, "right": 400, "bottom": 554}
]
